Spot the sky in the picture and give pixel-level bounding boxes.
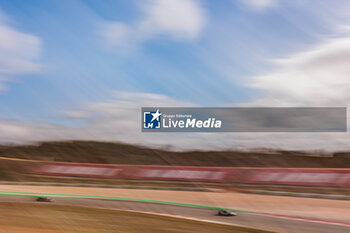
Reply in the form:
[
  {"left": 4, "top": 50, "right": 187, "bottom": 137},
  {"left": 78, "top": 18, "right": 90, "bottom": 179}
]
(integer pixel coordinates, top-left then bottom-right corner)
[{"left": 1, "top": 0, "right": 350, "bottom": 151}]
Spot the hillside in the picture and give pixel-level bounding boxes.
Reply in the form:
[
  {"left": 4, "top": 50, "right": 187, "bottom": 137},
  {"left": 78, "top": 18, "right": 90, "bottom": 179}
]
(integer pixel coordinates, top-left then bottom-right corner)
[{"left": 0, "top": 141, "right": 349, "bottom": 167}]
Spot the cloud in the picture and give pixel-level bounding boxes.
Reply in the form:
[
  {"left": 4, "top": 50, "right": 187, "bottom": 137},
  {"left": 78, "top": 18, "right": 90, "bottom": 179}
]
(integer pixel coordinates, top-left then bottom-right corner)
[
  {"left": 65, "top": 91, "right": 196, "bottom": 145},
  {"left": 0, "top": 14, "right": 42, "bottom": 92},
  {"left": 243, "top": 31, "right": 350, "bottom": 107},
  {"left": 0, "top": 92, "right": 200, "bottom": 149},
  {"left": 100, "top": 0, "right": 206, "bottom": 50},
  {"left": 240, "top": 0, "right": 277, "bottom": 10},
  {"left": 140, "top": 0, "right": 206, "bottom": 39},
  {"left": 1, "top": 91, "right": 350, "bottom": 152},
  {"left": 226, "top": 27, "right": 350, "bottom": 152},
  {"left": 64, "top": 110, "right": 90, "bottom": 119},
  {"left": 0, "top": 120, "right": 31, "bottom": 141}
]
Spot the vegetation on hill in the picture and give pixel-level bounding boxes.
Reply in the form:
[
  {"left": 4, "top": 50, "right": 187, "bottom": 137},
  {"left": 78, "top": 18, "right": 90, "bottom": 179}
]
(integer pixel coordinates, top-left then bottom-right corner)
[{"left": 0, "top": 141, "right": 349, "bottom": 167}]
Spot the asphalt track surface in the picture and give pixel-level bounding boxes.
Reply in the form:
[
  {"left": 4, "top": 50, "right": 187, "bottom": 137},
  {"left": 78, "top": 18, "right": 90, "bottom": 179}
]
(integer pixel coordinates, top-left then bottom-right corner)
[{"left": 0, "top": 196, "right": 349, "bottom": 233}]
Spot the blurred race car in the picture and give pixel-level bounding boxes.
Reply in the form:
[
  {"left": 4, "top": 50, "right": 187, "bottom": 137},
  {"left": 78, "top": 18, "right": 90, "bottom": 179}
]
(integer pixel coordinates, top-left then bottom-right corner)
[
  {"left": 217, "top": 209, "right": 237, "bottom": 216},
  {"left": 36, "top": 197, "right": 53, "bottom": 202}
]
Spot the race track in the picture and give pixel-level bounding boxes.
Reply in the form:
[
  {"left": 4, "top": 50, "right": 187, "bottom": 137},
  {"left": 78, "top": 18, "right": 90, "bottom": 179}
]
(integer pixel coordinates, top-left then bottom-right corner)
[{"left": 0, "top": 195, "right": 349, "bottom": 233}]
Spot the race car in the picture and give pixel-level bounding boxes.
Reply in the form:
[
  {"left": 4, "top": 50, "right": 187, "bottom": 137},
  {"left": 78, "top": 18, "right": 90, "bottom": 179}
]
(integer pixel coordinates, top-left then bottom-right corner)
[
  {"left": 36, "top": 197, "right": 53, "bottom": 202},
  {"left": 217, "top": 209, "right": 237, "bottom": 216}
]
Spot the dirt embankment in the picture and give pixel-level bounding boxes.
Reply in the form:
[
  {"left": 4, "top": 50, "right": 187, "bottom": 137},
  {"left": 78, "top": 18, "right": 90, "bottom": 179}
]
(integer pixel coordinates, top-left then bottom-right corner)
[{"left": 0, "top": 202, "right": 268, "bottom": 233}]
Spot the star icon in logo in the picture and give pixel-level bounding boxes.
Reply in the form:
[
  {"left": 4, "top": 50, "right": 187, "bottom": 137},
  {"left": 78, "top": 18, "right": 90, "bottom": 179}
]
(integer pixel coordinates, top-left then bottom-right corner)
[{"left": 151, "top": 109, "right": 162, "bottom": 122}]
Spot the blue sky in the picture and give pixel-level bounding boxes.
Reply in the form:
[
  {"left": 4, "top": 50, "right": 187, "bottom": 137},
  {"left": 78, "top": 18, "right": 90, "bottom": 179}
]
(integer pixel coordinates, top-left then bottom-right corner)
[{"left": 1, "top": 0, "right": 350, "bottom": 150}]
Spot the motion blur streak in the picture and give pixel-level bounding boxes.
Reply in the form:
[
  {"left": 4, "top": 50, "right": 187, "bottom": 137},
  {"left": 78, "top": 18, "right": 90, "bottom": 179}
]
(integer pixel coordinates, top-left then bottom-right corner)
[{"left": 1, "top": 1, "right": 350, "bottom": 233}]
